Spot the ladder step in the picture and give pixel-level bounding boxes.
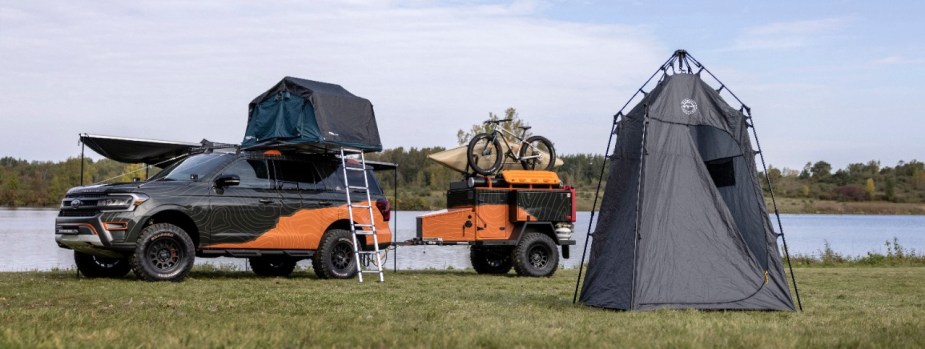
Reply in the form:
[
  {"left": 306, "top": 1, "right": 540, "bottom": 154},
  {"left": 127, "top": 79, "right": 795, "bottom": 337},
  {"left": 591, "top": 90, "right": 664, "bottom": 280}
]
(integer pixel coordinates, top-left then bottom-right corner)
[
  {"left": 358, "top": 250, "right": 382, "bottom": 254},
  {"left": 361, "top": 270, "right": 384, "bottom": 273},
  {"left": 353, "top": 223, "right": 375, "bottom": 228},
  {"left": 348, "top": 185, "right": 369, "bottom": 190},
  {"left": 345, "top": 166, "right": 366, "bottom": 172},
  {"left": 350, "top": 205, "right": 371, "bottom": 209},
  {"left": 353, "top": 231, "right": 377, "bottom": 235}
]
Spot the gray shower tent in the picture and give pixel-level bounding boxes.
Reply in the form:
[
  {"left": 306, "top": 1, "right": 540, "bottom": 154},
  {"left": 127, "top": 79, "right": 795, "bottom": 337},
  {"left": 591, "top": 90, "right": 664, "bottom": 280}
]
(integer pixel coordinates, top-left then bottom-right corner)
[{"left": 578, "top": 52, "right": 796, "bottom": 311}]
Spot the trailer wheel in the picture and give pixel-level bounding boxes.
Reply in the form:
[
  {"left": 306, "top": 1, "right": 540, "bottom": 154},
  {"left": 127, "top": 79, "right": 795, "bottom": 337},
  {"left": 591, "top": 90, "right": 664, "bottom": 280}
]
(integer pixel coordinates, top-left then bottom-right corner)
[
  {"left": 312, "top": 229, "right": 358, "bottom": 279},
  {"left": 470, "top": 246, "right": 513, "bottom": 274},
  {"left": 513, "top": 232, "right": 559, "bottom": 277}
]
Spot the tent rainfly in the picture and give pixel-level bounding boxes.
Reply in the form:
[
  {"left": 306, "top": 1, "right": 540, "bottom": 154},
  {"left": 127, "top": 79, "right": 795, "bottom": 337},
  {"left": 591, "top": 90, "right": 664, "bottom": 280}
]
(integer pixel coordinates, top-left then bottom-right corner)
[
  {"left": 242, "top": 77, "right": 382, "bottom": 153},
  {"left": 576, "top": 50, "right": 800, "bottom": 311}
]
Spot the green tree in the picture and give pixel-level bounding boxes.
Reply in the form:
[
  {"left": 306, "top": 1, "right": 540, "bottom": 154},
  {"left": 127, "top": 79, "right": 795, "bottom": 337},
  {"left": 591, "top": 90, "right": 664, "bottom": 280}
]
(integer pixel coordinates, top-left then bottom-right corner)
[
  {"left": 811, "top": 161, "right": 832, "bottom": 180},
  {"left": 3, "top": 174, "right": 19, "bottom": 206},
  {"left": 456, "top": 107, "right": 532, "bottom": 145},
  {"left": 767, "top": 166, "right": 782, "bottom": 183},
  {"left": 799, "top": 162, "right": 811, "bottom": 179},
  {"left": 885, "top": 177, "right": 896, "bottom": 201}
]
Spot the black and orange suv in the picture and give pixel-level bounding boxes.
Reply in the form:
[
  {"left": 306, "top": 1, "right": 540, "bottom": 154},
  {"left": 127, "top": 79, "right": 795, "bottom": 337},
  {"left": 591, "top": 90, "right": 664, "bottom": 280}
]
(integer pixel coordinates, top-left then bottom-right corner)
[{"left": 54, "top": 150, "right": 392, "bottom": 281}]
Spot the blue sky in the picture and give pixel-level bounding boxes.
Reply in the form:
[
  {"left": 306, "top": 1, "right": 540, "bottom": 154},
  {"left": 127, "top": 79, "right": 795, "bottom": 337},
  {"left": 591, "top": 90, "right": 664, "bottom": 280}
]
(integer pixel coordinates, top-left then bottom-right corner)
[{"left": 1, "top": 0, "right": 922, "bottom": 170}]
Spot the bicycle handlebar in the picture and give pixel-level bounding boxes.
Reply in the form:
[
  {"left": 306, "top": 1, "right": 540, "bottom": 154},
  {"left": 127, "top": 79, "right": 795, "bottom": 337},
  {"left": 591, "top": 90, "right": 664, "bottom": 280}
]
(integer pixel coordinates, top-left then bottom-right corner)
[{"left": 483, "top": 118, "right": 513, "bottom": 124}]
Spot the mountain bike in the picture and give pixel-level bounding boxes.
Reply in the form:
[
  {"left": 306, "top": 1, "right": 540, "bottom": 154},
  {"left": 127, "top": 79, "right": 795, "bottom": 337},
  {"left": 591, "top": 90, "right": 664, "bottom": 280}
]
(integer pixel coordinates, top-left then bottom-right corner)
[{"left": 466, "top": 118, "right": 556, "bottom": 176}]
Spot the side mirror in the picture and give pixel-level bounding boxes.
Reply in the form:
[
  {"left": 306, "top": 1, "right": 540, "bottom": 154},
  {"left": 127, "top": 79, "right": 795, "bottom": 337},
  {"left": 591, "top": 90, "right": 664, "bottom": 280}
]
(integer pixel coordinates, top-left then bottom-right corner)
[{"left": 214, "top": 174, "right": 240, "bottom": 188}]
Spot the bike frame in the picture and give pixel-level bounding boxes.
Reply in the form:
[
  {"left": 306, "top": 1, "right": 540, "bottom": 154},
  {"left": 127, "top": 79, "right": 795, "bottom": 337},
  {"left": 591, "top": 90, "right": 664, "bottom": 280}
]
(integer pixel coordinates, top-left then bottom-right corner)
[{"left": 483, "top": 124, "right": 543, "bottom": 162}]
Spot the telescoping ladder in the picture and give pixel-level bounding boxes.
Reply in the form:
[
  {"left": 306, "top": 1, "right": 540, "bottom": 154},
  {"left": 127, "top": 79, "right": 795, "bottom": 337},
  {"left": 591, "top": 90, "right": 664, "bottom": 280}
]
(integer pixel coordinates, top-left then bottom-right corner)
[{"left": 339, "top": 148, "right": 385, "bottom": 283}]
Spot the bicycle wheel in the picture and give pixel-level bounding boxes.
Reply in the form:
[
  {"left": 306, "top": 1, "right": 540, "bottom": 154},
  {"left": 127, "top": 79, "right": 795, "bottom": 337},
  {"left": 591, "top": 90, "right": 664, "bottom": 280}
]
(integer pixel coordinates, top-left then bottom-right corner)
[
  {"left": 519, "top": 135, "right": 556, "bottom": 171},
  {"left": 467, "top": 133, "right": 503, "bottom": 175}
]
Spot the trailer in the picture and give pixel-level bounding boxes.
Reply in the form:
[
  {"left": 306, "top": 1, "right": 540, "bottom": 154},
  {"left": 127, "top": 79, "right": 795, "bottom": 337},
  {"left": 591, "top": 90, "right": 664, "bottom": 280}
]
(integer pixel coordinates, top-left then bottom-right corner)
[{"left": 409, "top": 170, "right": 576, "bottom": 277}]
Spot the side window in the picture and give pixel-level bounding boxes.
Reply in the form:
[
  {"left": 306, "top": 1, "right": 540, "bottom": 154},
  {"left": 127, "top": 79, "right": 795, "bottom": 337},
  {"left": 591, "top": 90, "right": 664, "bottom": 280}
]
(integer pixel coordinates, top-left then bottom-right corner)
[
  {"left": 273, "top": 160, "right": 324, "bottom": 190},
  {"left": 221, "top": 159, "right": 271, "bottom": 189},
  {"left": 313, "top": 160, "right": 382, "bottom": 194},
  {"left": 347, "top": 169, "right": 383, "bottom": 194},
  {"left": 317, "top": 162, "right": 344, "bottom": 191}
]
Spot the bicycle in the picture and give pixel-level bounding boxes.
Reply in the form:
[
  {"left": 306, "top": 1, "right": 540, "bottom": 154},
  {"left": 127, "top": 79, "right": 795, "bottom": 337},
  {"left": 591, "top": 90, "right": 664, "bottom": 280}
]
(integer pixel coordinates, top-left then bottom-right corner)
[{"left": 466, "top": 118, "right": 556, "bottom": 176}]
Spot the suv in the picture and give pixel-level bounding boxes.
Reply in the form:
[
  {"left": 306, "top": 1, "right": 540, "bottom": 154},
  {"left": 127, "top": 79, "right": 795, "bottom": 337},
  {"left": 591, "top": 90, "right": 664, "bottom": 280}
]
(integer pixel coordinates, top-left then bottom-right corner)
[{"left": 54, "top": 149, "right": 392, "bottom": 282}]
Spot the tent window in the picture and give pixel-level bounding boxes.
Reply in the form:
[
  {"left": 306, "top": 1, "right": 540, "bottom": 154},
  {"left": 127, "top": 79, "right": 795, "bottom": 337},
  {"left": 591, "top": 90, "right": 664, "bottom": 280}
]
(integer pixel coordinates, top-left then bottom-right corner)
[{"left": 705, "top": 157, "right": 736, "bottom": 187}]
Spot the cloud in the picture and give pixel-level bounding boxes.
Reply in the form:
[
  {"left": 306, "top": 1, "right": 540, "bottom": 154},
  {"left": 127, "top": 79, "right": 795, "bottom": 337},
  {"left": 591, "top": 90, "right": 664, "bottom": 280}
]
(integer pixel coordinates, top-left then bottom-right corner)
[
  {"left": 728, "top": 17, "right": 851, "bottom": 51},
  {"left": 0, "top": 0, "right": 666, "bottom": 160}
]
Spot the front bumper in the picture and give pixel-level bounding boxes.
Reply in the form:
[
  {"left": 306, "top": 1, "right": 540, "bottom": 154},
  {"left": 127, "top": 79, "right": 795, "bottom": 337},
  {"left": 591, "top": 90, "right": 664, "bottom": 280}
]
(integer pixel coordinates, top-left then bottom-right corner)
[{"left": 55, "top": 214, "right": 133, "bottom": 257}]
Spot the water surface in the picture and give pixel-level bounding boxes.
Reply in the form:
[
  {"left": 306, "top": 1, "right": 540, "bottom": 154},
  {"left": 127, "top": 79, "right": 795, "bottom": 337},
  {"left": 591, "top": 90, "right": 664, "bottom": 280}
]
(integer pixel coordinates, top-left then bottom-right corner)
[{"left": 1, "top": 209, "right": 922, "bottom": 272}]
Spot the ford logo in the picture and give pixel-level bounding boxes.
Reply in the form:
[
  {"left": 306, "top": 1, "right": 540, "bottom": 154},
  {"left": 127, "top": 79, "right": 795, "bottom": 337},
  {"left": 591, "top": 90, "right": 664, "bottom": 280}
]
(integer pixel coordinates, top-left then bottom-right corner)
[{"left": 71, "top": 200, "right": 82, "bottom": 208}]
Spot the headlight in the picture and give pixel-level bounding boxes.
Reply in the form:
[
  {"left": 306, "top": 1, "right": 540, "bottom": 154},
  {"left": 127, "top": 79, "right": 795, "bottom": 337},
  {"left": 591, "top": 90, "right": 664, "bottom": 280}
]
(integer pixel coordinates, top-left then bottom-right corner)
[{"left": 99, "top": 194, "right": 149, "bottom": 211}]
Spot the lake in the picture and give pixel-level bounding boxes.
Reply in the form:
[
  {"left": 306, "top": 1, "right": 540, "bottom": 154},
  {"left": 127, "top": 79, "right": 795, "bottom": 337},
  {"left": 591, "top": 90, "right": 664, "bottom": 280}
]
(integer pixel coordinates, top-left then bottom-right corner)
[{"left": 1, "top": 209, "right": 923, "bottom": 272}]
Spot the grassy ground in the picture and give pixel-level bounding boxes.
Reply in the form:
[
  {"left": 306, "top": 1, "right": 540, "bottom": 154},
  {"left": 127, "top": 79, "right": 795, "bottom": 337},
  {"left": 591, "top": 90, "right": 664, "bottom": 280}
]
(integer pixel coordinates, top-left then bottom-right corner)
[{"left": 1, "top": 267, "right": 923, "bottom": 348}]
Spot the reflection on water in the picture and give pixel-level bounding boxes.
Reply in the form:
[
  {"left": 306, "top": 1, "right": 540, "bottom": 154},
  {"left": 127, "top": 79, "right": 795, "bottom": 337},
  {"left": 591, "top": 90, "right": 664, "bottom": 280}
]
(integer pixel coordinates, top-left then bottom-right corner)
[{"left": 1, "top": 209, "right": 923, "bottom": 272}]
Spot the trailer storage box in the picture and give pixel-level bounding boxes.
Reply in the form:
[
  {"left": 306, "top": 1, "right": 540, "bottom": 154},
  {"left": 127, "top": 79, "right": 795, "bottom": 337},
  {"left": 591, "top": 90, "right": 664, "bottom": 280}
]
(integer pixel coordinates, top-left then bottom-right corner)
[{"left": 511, "top": 190, "right": 574, "bottom": 222}]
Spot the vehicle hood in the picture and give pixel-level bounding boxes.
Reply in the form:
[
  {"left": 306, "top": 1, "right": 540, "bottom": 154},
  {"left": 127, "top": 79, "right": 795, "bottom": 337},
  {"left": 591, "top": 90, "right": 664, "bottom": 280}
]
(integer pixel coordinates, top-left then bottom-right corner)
[{"left": 65, "top": 181, "right": 191, "bottom": 195}]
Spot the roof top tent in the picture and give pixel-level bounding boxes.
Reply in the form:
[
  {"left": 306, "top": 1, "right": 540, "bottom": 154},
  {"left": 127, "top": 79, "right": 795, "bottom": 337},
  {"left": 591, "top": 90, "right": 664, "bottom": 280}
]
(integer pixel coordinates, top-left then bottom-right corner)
[
  {"left": 574, "top": 50, "right": 801, "bottom": 311},
  {"left": 242, "top": 77, "right": 382, "bottom": 153}
]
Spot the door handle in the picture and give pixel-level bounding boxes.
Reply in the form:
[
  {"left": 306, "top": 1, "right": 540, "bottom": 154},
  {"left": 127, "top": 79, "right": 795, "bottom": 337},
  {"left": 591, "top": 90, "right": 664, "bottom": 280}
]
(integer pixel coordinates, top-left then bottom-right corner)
[{"left": 259, "top": 199, "right": 274, "bottom": 204}]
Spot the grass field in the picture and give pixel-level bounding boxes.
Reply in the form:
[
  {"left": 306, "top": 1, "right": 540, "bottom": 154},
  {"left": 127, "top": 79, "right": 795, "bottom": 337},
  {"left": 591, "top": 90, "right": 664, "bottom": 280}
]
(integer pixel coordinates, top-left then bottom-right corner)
[{"left": 1, "top": 267, "right": 923, "bottom": 348}]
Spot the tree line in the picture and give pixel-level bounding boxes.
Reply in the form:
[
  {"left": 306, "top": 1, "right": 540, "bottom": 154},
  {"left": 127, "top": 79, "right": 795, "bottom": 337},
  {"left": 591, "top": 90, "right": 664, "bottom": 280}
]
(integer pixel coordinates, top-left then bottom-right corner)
[
  {"left": 760, "top": 160, "right": 925, "bottom": 203},
  {"left": 2, "top": 151, "right": 922, "bottom": 210}
]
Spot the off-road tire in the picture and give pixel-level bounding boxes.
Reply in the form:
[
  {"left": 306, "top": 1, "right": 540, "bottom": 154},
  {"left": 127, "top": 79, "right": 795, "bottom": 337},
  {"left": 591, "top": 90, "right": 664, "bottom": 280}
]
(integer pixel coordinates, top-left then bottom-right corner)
[
  {"left": 467, "top": 133, "right": 503, "bottom": 176},
  {"left": 519, "top": 135, "right": 556, "bottom": 171},
  {"left": 131, "top": 223, "right": 195, "bottom": 282},
  {"left": 74, "top": 251, "right": 131, "bottom": 278},
  {"left": 513, "top": 232, "right": 559, "bottom": 277},
  {"left": 249, "top": 257, "right": 297, "bottom": 277},
  {"left": 470, "top": 246, "right": 514, "bottom": 274},
  {"left": 312, "top": 229, "right": 358, "bottom": 279}
]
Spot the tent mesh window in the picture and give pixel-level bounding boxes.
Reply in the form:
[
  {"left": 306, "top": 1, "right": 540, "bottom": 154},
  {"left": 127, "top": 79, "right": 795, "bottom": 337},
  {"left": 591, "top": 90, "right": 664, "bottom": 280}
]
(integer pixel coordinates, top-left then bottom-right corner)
[{"left": 705, "top": 157, "right": 736, "bottom": 187}]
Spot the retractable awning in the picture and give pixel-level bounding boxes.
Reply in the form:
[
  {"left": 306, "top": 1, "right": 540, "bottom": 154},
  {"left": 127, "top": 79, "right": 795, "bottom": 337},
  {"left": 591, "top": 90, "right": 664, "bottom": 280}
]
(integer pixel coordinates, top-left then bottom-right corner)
[{"left": 79, "top": 134, "right": 204, "bottom": 166}]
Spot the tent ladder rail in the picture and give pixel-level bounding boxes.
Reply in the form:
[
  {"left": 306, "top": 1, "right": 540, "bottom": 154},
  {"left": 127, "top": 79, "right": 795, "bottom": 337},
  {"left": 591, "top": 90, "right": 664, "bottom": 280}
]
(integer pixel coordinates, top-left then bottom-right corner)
[{"left": 340, "top": 148, "right": 385, "bottom": 283}]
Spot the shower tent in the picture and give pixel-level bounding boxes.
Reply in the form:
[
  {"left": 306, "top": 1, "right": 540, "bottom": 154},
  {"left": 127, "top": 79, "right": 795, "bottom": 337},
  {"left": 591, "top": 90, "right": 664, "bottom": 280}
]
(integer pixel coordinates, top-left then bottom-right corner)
[{"left": 576, "top": 51, "right": 800, "bottom": 311}]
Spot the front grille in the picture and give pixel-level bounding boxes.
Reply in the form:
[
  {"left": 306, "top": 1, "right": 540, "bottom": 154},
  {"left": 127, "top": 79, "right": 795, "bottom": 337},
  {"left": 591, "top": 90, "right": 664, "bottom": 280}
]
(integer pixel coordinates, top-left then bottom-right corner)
[{"left": 58, "top": 209, "right": 100, "bottom": 217}]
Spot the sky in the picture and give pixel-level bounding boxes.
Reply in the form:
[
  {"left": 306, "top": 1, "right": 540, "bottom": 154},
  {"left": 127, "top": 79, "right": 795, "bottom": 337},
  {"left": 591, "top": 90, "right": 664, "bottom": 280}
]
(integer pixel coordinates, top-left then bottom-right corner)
[{"left": 1, "top": 0, "right": 923, "bottom": 171}]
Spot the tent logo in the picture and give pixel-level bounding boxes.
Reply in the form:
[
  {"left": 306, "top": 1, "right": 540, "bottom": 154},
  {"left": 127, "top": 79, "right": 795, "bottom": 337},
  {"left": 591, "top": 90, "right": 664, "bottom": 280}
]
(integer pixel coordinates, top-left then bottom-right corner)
[{"left": 681, "top": 98, "right": 698, "bottom": 115}]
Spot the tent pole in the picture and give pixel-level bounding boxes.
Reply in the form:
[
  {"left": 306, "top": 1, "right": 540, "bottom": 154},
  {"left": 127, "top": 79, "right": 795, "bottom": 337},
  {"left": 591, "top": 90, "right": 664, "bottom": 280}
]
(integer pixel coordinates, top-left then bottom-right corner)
[
  {"left": 746, "top": 108, "right": 803, "bottom": 311},
  {"left": 629, "top": 106, "right": 651, "bottom": 309},
  {"left": 572, "top": 114, "right": 618, "bottom": 304},
  {"left": 572, "top": 51, "right": 679, "bottom": 304},
  {"left": 393, "top": 167, "right": 398, "bottom": 273}
]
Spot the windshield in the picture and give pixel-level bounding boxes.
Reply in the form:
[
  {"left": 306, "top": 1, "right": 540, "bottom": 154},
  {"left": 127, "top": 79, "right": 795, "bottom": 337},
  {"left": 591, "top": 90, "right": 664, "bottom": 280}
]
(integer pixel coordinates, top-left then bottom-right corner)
[{"left": 148, "top": 153, "right": 233, "bottom": 181}]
